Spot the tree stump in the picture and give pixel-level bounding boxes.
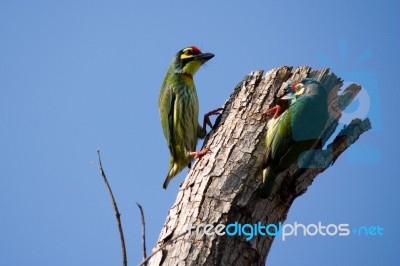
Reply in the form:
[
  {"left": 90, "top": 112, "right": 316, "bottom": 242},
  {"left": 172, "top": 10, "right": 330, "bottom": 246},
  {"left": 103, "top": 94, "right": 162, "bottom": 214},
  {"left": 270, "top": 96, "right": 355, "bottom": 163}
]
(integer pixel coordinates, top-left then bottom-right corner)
[{"left": 147, "top": 66, "right": 371, "bottom": 266}]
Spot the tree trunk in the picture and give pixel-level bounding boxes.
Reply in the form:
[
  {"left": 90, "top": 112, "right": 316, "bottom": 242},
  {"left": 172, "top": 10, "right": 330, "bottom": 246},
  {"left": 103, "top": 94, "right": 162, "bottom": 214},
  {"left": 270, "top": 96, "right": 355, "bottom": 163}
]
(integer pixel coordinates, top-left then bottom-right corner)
[{"left": 147, "top": 66, "right": 371, "bottom": 266}]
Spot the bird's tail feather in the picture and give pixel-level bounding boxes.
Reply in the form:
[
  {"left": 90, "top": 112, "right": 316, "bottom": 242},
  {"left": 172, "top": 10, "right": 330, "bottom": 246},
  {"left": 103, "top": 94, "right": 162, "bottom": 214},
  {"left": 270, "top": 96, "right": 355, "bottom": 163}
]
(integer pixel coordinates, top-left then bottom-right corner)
[
  {"left": 163, "top": 157, "right": 181, "bottom": 189},
  {"left": 260, "top": 167, "right": 277, "bottom": 198}
]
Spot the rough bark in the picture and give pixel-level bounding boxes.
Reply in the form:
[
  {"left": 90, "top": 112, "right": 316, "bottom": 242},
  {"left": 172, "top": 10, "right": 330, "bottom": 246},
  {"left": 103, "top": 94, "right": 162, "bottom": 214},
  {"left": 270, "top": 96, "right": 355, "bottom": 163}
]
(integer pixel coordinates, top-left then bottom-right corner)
[{"left": 147, "top": 66, "right": 372, "bottom": 266}]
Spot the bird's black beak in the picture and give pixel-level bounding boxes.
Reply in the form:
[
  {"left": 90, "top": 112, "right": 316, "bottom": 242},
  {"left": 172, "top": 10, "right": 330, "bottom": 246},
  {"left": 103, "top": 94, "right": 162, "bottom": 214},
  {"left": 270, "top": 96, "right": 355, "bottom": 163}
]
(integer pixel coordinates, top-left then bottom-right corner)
[
  {"left": 281, "top": 92, "right": 295, "bottom": 100},
  {"left": 194, "top": 53, "right": 214, "bottom": 63}
]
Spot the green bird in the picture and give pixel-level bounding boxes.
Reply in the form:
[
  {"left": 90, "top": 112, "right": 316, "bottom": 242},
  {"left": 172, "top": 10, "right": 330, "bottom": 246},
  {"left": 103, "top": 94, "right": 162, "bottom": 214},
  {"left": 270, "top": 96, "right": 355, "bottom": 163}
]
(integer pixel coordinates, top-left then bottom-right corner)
[
  {"left": 260, "top": 78, "right": 329, "bottom": 198},
  {"left": 159, "top": 46, "right": 220, "bottom": 189}
]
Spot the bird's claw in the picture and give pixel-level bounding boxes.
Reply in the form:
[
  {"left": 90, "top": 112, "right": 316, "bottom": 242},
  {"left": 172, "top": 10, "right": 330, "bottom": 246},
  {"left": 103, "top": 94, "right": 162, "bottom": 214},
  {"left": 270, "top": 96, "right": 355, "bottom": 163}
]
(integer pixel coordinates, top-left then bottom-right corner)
[
  {"left": 262, "top": 105, "right": 281, "bottom": 120},
  {"left": 188, "top": 148, "right": 209, "bottom": 159},
  {"left": 203, "top": 108, "right": 223, "bottom": 130}
]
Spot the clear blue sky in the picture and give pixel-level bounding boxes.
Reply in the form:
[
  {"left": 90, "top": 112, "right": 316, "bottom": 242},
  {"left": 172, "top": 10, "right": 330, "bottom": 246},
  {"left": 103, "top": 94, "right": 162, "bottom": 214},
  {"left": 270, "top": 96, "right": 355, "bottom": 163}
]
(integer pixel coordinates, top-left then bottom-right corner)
[{"left": 1, "top": 1, "right": 398, "bottom": 265}]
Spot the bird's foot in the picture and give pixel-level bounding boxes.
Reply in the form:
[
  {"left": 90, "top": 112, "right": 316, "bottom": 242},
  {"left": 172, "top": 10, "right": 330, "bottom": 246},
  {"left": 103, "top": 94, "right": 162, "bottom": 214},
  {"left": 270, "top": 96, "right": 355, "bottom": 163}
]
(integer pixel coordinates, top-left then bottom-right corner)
[
  {"left": 262, "top": 105, "right": 281, "bottom": 120},
  {"left": 188, "top": 148, "right": 209, "bottom": 159},
  {"left": 203, "top": 108, "right": 224, "bottom": 130}
]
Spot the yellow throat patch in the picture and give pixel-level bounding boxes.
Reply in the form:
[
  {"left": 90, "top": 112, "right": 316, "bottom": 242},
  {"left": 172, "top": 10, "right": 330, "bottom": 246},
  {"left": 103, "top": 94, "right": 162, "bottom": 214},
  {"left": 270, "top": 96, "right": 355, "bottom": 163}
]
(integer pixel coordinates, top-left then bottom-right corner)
[{"left": 182, "top": 60, "right": 202, "bottom": 76}]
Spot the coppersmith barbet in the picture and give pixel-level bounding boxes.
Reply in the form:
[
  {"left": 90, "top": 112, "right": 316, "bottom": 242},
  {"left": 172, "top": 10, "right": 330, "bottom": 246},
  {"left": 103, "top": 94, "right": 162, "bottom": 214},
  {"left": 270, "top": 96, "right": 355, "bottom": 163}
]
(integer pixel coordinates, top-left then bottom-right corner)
[
  {"left": 158, "top": 46, "right": 221, "bottom": 189},
  {"left": 261, "top": 78, "right": 329, "bottom": 198}
]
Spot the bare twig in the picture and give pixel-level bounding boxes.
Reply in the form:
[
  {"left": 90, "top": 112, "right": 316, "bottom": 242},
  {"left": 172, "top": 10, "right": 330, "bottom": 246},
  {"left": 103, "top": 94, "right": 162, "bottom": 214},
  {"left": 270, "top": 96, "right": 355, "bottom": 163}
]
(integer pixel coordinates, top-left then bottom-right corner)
[
  {"left": 136, "top": 202, "right": 147, "bottom": 263},
  {"left": 96, "top": 149, "right": 127, "bottom": 266},
  {"left": 138, "top": 231, "right": 187, "bottom": 266}
]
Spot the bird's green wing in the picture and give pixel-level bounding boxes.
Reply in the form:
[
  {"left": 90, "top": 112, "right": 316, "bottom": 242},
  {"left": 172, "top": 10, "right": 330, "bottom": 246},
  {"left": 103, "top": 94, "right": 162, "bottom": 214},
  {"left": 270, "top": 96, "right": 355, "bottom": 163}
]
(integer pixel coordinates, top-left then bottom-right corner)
[
  {"left": 263, "top": 111, "right": 294, "bottom": 168},
  {"left": 277, "top": 95, "right": 327, "bottom": 167},
  {"left": 159, "top": 84, "right": 176, "bottom": 158},
  {"left": 278, "top": 139, "right": 318, "bottom": 169}
]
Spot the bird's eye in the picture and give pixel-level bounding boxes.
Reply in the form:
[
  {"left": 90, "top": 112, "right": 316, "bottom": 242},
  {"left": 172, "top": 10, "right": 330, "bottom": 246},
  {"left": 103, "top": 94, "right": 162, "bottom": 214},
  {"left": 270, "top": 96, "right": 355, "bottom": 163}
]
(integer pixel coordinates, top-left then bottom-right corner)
[{"left": 295, "top": 87, "right": 305, "bottom": 96}]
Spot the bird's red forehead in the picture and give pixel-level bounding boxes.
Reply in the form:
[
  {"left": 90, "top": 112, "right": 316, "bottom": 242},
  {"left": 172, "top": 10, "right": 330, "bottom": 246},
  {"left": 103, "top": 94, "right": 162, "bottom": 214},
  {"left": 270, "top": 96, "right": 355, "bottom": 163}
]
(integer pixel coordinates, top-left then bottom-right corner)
[{"left": 190, "top": 46, "right": 201, "bottom": 53}]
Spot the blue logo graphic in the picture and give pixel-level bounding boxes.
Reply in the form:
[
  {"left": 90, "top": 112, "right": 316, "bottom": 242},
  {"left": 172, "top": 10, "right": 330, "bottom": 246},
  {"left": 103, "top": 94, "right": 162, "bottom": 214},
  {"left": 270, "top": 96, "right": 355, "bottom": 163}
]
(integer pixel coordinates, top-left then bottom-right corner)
[
  {"left": 187, "top": 221, "right": 384, "bottom": 241},
  {"left": 316, "top": 39, "right": 381, "bottom": 164}
]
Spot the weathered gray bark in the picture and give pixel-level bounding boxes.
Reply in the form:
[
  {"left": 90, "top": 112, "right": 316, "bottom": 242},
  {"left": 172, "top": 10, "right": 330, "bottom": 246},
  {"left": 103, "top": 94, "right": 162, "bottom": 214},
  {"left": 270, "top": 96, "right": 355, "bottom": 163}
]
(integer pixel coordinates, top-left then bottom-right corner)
[{"left": 147, "top": 66, "right": 371, "bottom": 266}]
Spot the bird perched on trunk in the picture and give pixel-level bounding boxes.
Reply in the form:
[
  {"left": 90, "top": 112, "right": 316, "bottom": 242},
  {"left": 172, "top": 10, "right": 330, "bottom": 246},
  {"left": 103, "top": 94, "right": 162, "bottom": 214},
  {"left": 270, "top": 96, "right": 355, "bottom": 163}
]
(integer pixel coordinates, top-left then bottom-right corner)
[
  {"left": 260, "top": 78, "right": 329, "bottom": 198},
  {"left": 159, "top": 46, "right": 221, "bottom": 189}
]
